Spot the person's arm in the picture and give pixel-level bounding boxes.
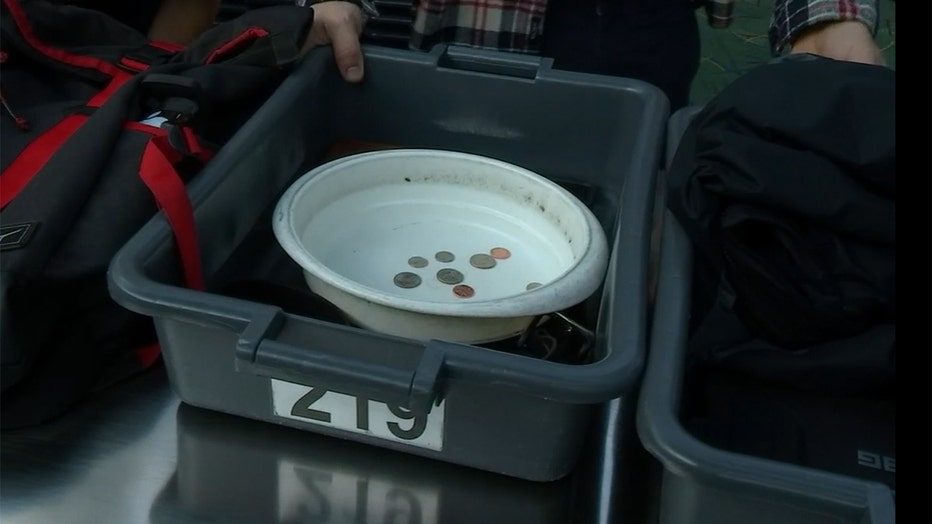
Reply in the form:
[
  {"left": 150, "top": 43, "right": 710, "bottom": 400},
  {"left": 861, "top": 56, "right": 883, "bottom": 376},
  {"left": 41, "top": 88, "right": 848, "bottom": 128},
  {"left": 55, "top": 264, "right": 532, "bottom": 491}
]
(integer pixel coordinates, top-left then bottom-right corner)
[
  {"left": 147, "top": 0, "right": 222, "bottom": 45},
  {"left": 769, "top": 0, "right": 885, "bottom": 66},
  {"left": 148, "top": 0, "right": 365, "bottom": 82},
  {"left": 299, "top": 1, "right": 366, "bottom": 82}
]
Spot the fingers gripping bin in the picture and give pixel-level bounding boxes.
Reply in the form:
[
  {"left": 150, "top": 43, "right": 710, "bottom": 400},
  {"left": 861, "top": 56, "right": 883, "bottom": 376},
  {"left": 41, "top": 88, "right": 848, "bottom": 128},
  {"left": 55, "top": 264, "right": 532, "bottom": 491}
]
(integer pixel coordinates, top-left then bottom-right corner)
[
  {"left": 108, "top": 45, "right": 668, "bottom": 482},
  {"left": 636, "top": 107, "right": 897, "bottom": 523}
]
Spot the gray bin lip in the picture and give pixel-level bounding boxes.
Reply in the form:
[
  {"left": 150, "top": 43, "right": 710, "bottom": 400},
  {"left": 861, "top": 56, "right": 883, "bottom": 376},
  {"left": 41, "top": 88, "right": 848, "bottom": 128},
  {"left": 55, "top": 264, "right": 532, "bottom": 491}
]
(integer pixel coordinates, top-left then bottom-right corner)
[
  {"left": 636, "top": 106, "right": 896, "bottom": 522},
  {"left": 107, "top": 44, "right": 670, "bottom": 406}
]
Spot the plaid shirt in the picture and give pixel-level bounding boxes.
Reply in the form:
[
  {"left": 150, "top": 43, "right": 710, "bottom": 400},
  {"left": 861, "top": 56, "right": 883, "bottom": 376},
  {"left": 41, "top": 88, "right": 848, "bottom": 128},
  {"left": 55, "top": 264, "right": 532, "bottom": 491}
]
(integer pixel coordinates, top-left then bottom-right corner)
[
  {"left": 769, "top": 0, "right": 879, "bottom": 54},
  {"left": 410, "top": 0, "right": 548, "bottom": 53},
  {"left": 409, "top": 0, "right": 879, "bottom": 56}
]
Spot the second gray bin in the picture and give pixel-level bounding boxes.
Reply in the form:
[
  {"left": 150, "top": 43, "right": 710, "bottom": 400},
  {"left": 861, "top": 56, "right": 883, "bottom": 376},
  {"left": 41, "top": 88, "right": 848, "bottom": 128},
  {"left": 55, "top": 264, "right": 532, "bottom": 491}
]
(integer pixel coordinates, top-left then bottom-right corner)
[
  {"left": 108, "top": 44, "right": 669, "bottom": 482},
  {"left": 636, "top": 107, "right": 896, "bottom": 524}
]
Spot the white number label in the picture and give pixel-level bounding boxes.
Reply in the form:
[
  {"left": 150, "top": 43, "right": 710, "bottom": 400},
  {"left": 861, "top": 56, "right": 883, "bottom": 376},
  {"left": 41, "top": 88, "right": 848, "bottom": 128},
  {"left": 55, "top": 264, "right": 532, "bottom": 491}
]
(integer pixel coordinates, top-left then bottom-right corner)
[{"left": 271, "top": 379, "right": 444, "bottom": 451}]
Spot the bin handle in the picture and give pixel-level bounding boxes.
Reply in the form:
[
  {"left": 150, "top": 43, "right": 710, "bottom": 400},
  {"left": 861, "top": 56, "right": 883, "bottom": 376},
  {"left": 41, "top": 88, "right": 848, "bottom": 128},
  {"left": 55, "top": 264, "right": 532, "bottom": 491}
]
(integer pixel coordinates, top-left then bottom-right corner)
[
  {"left": 434, "top": 44, "right": 551, "bottom": 79},
  {"left": 234, "top": 306, "right": 445, "bottom": 414},
  {"left": 230, "top": 300, "right": 642, "bottom": 408}
]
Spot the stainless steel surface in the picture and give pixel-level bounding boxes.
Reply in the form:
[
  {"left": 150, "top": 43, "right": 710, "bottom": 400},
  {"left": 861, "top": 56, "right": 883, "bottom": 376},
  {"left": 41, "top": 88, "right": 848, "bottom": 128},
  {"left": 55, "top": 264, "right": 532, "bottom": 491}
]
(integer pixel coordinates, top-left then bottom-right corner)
[
  {"left": 1, "top": 367, "right": 180, "bottom": 524},
  {"left": 1, "top": 363, "right": 657, "bottom": 524}
]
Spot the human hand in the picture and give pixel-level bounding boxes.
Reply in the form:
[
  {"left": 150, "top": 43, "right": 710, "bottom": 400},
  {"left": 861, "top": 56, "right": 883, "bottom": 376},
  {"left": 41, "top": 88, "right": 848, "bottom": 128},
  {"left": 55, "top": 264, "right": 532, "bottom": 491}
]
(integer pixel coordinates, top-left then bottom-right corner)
[
  {"left": 789, "top": 20, "right": 886, "bottom": 66},
  {"left": 301, "top": 1, "right": 366, "bottom": 82}
]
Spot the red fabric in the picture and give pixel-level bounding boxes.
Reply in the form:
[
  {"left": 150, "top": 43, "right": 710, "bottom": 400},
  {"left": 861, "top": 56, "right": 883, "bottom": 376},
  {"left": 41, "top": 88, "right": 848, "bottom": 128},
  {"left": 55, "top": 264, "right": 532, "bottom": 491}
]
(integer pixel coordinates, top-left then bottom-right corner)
[
  {"left": 4, "top": 0, "right": 210, "bottom": 287},
  {"left": 119, "top": 56, "right": 150, "bottom": 73},
  {"left": 181, "top": 126, "right": 214, "bottom": 163},
  {"left": 134, "top": 342, "right": 162, "bottom": 368},
  {"left": 1, "top": 0, "right": 137, "bottom": 207},
  {"left": 0, "top": 115, "right": 85, "bottom": 209},
  {"left": 138, "top": 139, "right": 206, "bottom": 290},
  {"left": 205, "top": 27, "right": 270, "bottom": 64},
  {"left": 0, "top": 71, "right": 134, "bottom": 209},
  {"left": 148, "top": 40, "right": 185, "bottom": 53},
  {"left": 86, "top": 72, "right": 134, "bottom": 107},
  {"left": 3, "top": 0, "right": 123, "bottom": 76}
]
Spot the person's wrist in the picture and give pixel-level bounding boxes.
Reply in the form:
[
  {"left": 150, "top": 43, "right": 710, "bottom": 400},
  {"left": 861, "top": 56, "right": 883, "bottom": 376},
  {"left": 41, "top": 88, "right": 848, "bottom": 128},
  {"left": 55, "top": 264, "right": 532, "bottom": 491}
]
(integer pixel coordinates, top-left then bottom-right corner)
[
  {"left": 790, "top": 20, "right": 873, "bottom": 54},
  {"left": 296, "top": 0, "right": 379, "bottom": 19}
]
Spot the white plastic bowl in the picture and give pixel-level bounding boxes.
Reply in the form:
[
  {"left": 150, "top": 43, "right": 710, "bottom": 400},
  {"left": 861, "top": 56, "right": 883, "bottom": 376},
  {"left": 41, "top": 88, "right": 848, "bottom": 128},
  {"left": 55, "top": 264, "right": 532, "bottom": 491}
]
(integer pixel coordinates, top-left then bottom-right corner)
[{"left": 272, "top": 149, "right": 609, "bottom": 344}]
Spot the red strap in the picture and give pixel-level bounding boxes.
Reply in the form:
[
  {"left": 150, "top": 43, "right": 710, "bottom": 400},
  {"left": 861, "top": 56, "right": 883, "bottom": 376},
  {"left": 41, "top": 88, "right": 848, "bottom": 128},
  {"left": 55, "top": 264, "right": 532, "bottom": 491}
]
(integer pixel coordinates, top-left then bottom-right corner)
[
  {"left": 0, "top": 0, "right": 160, "bottom": 208},
  {"left": 205, "top": 27, "right": 270, "bottom": 64},
  {"left": 148, "top": 40, "right": 185, "bottom": 53},
  {"left": 0, "top": 114, "right": 85, "bottom": 208},
  {"left": 3, "top": 0, "right": 123, "bottom": 76},
  {"left": 118, "top": 56, "right": 150, "bottom": 73},
  {"left": 0, "top": 70, "right": 133, "bottom": 209},
  {"left": 87, "top": 71, "right": 135, "bottom": 108},
  {"left": 181, "top": 126, "right": 214, "bottom": 163},
  {"left": 138, "top": 139, "right": 205, "bottom": 290}
]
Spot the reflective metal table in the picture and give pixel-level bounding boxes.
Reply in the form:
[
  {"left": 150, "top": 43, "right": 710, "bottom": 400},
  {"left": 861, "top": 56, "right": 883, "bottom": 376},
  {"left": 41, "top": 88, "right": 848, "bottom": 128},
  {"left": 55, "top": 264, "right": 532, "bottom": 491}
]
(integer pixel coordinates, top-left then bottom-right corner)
[{"left": 1, "top": 363, "right": 659, "bottom": 524}]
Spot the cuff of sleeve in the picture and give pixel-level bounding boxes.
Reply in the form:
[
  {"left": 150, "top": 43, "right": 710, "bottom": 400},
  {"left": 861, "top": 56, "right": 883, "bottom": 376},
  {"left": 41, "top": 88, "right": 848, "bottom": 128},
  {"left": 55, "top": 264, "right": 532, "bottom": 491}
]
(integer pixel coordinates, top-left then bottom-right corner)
[{"left": 769, "top": 0, "right": 879, "bottom": 56}]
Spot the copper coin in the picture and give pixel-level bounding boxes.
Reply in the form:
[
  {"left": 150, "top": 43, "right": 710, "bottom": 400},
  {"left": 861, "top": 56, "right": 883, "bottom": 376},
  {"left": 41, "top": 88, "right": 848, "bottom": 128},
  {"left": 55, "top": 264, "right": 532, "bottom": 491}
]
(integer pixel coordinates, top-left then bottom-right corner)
[
  {"left": 408, "top": 256, "right": 429, "bottom": 268},
  {"left": 435, "top": 251, "right": 455, "bottom": 263},
  {"left": 453, "top": 284, "right": 475, "bottom": 298},
  {"left": 393, "top": 272, "right": 422, "bottom": 289},
  {"left": 469, "top": 253, "right": 496, "bottom": 269},
  {"left": 490, "top": 247, "right": 511, "bottom": 259},
  {"left": 436, "top": 268, "right": 464, "bottom": 285}
]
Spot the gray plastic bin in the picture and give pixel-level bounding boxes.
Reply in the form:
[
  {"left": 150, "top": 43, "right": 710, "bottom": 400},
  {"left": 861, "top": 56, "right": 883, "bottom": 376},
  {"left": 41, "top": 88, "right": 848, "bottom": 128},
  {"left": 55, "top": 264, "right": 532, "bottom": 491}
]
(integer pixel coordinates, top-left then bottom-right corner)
[
  {"left": 636, "top": 106, "right": 896, "bottom": 523},
  {"left": 108, "top": 44, "right": 669, "bottom": 482}
]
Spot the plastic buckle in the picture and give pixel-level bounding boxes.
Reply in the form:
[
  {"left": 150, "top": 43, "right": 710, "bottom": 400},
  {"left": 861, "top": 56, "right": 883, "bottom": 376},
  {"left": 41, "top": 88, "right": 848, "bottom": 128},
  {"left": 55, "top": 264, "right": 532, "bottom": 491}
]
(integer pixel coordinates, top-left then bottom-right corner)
[
  {"left": 139, "top": 74, "right": 203, "bottom": 126},
  {"left": 139, "top": 74, "right": 206, "bottom": 155}
]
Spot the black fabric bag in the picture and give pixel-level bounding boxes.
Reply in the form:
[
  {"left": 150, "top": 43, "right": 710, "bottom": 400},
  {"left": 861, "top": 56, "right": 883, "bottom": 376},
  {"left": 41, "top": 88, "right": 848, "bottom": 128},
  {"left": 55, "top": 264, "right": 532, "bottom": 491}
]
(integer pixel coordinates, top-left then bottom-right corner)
[
  {"left": 665, "top": 54, "right": 895, "bottom": 490},
  {"left": 666, "top": 54, "right": 895, "bottom": 395},
  {"left": 0, "top": 0, "right": 316, "bottom": 428}
]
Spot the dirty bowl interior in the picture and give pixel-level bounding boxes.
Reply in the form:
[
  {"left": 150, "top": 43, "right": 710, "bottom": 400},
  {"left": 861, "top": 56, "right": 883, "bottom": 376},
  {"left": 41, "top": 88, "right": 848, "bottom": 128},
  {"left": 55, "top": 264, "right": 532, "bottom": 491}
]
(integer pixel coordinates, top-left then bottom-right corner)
[{"left": 272, "top": 149, "right": 609, "bottom": 343}]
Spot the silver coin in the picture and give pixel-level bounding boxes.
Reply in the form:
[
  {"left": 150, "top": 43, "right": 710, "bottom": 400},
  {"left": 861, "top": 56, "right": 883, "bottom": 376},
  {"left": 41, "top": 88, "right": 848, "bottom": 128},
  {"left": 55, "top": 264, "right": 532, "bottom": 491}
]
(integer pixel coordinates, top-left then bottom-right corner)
[
  {"left": 408, "top": 256, "right": 429, "bottom": 268},
  {"left": 435, "top": 251, "right": 455, "bottom": 263},
  {"left": 469, "top": 253, "right": 496, "bottom": 269},
  {"left": 436, "top": 268, "right": 464, "bottom": 285},
  {"left": 393, "top": 272, "right": 422, "bottom": 289},
  {"left": 526, "top": 282, "right": 542, "bottom": 291}
]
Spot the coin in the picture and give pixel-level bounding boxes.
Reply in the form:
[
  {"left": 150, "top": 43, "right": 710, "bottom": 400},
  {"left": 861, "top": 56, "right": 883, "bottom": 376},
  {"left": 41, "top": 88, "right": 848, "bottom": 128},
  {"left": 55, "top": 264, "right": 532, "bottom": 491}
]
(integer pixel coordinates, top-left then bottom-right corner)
[
  {"left": 453, "top": 284, "right": 475, "bottom": 298},
  {"left": 436, "top": 268, "right": 464, "bottom": 285},
  {"left": 435, "top": 251, "right": 455, "bottom": 263},
  {"left": 408, "top": 256, "right": 429, "bottom": 268},
  {"left": 526, "top": 282, "right": 542, "bottom": 291},
  {"left": 490, "top": 247, "right": 511, "bottom": 259},
  {"left": 393, "top": 272, "right": 422, "bottom": 288},
  {"left": 469, "top": 253, "right": 496, "bottom": 269}
]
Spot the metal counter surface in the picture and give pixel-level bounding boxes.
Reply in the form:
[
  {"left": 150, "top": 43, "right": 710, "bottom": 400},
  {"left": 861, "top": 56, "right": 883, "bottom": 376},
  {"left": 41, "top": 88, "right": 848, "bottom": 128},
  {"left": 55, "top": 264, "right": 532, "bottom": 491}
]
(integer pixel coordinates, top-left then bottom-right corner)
[{"left": 1, "top": 363, "right": 658, "bottom": 524}]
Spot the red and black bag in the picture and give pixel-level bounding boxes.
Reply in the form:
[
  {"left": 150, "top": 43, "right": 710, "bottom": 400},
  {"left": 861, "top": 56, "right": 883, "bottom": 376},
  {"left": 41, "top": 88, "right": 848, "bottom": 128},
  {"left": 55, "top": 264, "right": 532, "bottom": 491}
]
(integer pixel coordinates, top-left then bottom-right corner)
[{"left": 0, "top": 0, "right": 317, "bottom": 428}]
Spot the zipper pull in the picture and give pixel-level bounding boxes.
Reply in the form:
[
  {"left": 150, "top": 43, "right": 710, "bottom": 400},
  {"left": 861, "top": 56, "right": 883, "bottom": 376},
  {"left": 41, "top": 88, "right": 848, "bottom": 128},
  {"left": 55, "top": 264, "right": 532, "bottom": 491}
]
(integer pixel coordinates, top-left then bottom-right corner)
[{"left": 0, "top": 90, "right": 29, "bottom": 132}]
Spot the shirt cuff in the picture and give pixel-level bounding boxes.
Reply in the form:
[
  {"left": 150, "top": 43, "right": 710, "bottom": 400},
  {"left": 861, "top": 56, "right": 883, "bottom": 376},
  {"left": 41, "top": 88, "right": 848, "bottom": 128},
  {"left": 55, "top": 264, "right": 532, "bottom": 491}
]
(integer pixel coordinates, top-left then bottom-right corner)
[{"left": 769, "top": 0, "right": 879, "bottom": 55}]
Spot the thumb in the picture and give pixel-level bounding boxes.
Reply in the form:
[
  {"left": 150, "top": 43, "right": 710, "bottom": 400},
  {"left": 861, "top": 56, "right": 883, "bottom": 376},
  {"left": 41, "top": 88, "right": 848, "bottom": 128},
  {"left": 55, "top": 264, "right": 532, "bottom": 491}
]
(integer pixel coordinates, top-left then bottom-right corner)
[{"left": 324, "top": 18, "right": 365, "bottom": 82}]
